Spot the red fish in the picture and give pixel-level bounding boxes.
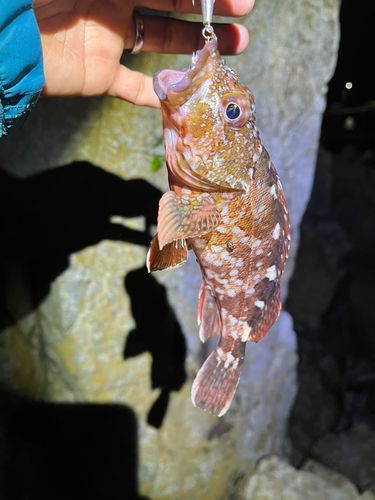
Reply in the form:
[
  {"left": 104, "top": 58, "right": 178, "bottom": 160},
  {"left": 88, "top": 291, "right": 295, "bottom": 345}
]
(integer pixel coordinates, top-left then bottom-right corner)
[{"left": 148, "top": 39, "right": 290, "bottom": 417}]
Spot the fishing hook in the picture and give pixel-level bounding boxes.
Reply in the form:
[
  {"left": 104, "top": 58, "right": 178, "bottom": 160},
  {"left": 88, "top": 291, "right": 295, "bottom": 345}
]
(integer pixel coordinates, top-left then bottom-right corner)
[{"left": 193, "top": 0, "right": 216, "bottom": 43}]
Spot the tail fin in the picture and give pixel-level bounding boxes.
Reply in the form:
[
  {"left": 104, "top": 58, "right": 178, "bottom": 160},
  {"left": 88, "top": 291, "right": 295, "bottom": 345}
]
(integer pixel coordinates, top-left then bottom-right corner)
[{"left": 191, "top": 343, "right": 246, "bottom": 417}]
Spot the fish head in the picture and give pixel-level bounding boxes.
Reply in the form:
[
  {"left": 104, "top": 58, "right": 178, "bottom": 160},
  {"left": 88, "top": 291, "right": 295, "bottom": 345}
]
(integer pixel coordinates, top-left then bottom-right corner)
[{"left": 153, "top": 39, "right": 258, "bottom": 192}]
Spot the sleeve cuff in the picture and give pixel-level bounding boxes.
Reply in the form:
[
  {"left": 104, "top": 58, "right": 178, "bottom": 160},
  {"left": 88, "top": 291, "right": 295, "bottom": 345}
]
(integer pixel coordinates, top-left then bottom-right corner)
[{"left": 0, "top": 0, "right": 45, "bottom": 137}]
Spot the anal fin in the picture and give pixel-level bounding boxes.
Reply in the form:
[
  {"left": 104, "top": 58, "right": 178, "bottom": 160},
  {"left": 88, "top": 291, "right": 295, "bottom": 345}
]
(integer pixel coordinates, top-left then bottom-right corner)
[
  {"left": 147, "top": 233, "right": 188, "bottom": 272},
  {"left": 157, "top": 190, "right": 220, "bottom": 249},
  {"left": 197, "top": 282, "right": 221, "bottom": 342}
]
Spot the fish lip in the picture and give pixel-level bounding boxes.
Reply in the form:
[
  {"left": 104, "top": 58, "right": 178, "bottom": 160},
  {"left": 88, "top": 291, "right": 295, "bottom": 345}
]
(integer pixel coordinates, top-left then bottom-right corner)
[
  {"left": 153, "top": 38, "right": 218, "bottom": 102},
  {"left": 153, "top": 68, "right": 188, "bottom": 101}
]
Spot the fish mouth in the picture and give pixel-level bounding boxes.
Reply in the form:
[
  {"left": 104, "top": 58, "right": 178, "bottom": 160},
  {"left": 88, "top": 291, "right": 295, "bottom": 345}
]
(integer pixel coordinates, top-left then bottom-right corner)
[{"left": 153, "top": 39, "right": 218, "bottom": 103}]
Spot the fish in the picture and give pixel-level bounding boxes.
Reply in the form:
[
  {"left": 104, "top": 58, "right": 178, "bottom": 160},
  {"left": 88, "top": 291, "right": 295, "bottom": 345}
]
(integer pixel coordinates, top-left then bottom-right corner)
[{"left": 147, "top": 38, "right": 290, "bottom": 417}]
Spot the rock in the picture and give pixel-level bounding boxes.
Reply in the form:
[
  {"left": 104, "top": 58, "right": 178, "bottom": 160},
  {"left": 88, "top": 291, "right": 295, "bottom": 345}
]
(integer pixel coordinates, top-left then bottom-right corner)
[
  {"left": 288, "top": 357, "right": 343, "bottom": 455},
  {"left": 287, "top": 144, "right": 375, "bottom": 472},
  {"left": 0, "top": 0, "right": 341, "bottom": 498},
  {"left": 286, "top": 148, "right": 351, "bottom": 331},
  {"left": 311, "top": 424, "right": 375, "bottom": 493},
  {"left": 238, "top": 455, "right": 375, "bottom": 500}
]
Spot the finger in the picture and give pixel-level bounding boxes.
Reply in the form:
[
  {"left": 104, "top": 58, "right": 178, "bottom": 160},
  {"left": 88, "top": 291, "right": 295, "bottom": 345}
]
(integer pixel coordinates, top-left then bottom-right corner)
[
  {"left": 125, "top": 17, "right": 249, "bottom": 55},
  {"left": 135, "top": 0, "right": 255, "bottom": 18},
  {"left": 107, "top": 65, "right": 160, "bottom": 108},
  {"left": 33, "top": 0, "right": 53, "bottom": 6}
]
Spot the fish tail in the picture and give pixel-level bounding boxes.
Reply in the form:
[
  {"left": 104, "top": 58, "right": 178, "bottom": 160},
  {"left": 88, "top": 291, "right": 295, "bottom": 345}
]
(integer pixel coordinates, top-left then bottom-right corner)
[{"left": 191, "top": 342, "right": 246, "bottom": 417}]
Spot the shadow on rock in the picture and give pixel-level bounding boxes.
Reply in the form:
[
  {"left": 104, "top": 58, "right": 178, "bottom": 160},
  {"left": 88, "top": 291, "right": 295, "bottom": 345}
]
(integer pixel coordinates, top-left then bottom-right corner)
[
  {"left": 0, "top": 161, "right": 162, "bottom": 329},
  {"left": 0, "top": 161, "right": 188, "bottom": 429},
  {"left": 0, "top": 387, "right": 149, "bottom": 500},
  {"left": 124, "top": 266, "right": 187, "bottom": 428}
]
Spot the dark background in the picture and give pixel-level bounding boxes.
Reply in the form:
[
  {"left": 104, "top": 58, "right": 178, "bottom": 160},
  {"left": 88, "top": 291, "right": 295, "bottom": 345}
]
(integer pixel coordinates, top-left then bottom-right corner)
[{"left": 287, "top": 0, "right": 375, "bottom": 492}]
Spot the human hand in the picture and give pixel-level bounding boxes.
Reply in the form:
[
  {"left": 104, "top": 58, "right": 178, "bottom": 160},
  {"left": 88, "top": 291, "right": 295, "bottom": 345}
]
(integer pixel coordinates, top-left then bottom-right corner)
[{"left": 33, "top": 0, "right": 254, "bottom": 108}]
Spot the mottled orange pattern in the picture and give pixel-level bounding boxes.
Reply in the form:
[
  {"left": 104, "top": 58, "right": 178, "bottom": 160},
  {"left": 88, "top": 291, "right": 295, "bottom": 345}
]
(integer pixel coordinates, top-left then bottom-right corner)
[{"left": 148, "top": 39, "right": 290, "bottom": 417}]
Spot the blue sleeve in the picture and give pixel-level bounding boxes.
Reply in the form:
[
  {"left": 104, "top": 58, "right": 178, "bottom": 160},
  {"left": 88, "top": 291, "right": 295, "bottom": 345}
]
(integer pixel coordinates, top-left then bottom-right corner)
[{"left": 0, "top": 0, "right": 45, "bottom": 137}]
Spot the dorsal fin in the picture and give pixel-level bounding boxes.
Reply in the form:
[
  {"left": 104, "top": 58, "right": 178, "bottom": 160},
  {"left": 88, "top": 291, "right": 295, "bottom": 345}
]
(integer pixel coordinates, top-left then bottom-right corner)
[
  {"left": 241, "top": 283, "right": 282, "bottom": 344},
  {"left": 248, "top": 292, "right": 282, "bottom": 343}
]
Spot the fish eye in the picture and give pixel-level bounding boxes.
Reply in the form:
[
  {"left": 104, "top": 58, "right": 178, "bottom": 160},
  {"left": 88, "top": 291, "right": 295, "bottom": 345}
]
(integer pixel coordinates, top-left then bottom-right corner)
[
  {"left": 220, "top": 94, "right": 250, "bottom": 128},
  {"left": 225, "top": 103, "right": 241, "bottom": 121}
]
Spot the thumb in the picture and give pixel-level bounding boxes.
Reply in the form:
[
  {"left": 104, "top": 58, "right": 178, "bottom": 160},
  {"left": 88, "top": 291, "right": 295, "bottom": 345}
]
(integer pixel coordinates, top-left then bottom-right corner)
[{"left": 107, "top": 65, "right": 160, "bottom": 108}]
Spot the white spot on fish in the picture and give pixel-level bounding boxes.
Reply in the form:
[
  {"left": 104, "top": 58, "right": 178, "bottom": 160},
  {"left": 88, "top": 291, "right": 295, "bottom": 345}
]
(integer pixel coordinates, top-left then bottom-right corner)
[
  {"left": 241, "top": 236, "right": 250, "bottom": 244},
  {"left": 229, "top": 315, "right": 237, "bottom": 326},
  {"left": 230, "top": 269, "right": 238, "bottom": 276},
  {"left": 233, "top": 226, "right": 244, "bottom": 235},
  {"left": 221, "top": 205, "right": 228, "bottom": 216},
  {"left": 215, "top": 277, "right": 228, "bottom": 286},
  {"left": 217, "top": 226, "right": 227, "bottom": 234},
  {"left": 253, "top": 274, "right": 260, "bottom": 281},
  {"left": 235, "top": 279, "right": 243, "bottom": 285},
  {"left": 220, "top": 251, "right": 230, "bottom": 261},
  {"left": 252, "top": 239, "right": 261, "bottom": 248},
  {"left": 241, "top": 323, "right": 251, "bottom": 342},
  {"left": 270, "top": 185, "right": 277, "bottom": 199},
  {"left": 217, "top": 347, "right": 223, "bottom": 357},
  {"left": 224, "top": 352, "right": 235, "bottom": 369},
  {"left": 266, "top": 265, "right": 277, "bottom": 281},
  {"left": 273, "top": 223, "right": 280, "bottom": 240},
  {"left": 211, "top": 245, "right": 222, "bottom": 253},
  {"left": 246, "top": 287, "right": 255, "bottom": 295},
  {"left": 256, "top": 262, "right": 262, "bottom": 267},
  {"left": 256, "top": 248, "right": 263, "bottom": 255},
  {"left": 255, "top": 300, "right": 265, "bottom": 309},
  {"left": 204, "top": 253, "right": 215, "bottom": 263},
  {"left": 227, "top": 289, "right": 236, "bottom": 297}
]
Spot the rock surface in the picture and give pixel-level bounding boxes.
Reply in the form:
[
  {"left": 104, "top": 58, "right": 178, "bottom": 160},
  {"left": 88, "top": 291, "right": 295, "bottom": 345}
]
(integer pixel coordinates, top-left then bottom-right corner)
[
  {"left": 287, "top": 145, "right": 375, "bottom": 484},
  {"left": 312, "top": 424, "right": 375, "bottom": 493},
  {"left": 0, "top": 0, "right": 340, "bottom": 498},
  {"left": 237, "top": 455, "right": 375, "bottom": 500}
]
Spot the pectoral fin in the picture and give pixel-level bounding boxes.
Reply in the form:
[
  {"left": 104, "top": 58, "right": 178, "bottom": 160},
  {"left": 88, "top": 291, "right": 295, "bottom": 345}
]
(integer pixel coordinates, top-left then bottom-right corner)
[
  {"left": 147, "top": 233, "right": 188, "bottom": 272},
  {"left": 157, "top": 190, "right": 220, "bottom": 250}
]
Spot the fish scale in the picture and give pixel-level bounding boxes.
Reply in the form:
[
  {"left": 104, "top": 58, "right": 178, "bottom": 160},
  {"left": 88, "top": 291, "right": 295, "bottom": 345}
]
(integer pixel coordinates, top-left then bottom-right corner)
[{"left": 147, "top": 38, "right": 290, "bottom": 416}]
